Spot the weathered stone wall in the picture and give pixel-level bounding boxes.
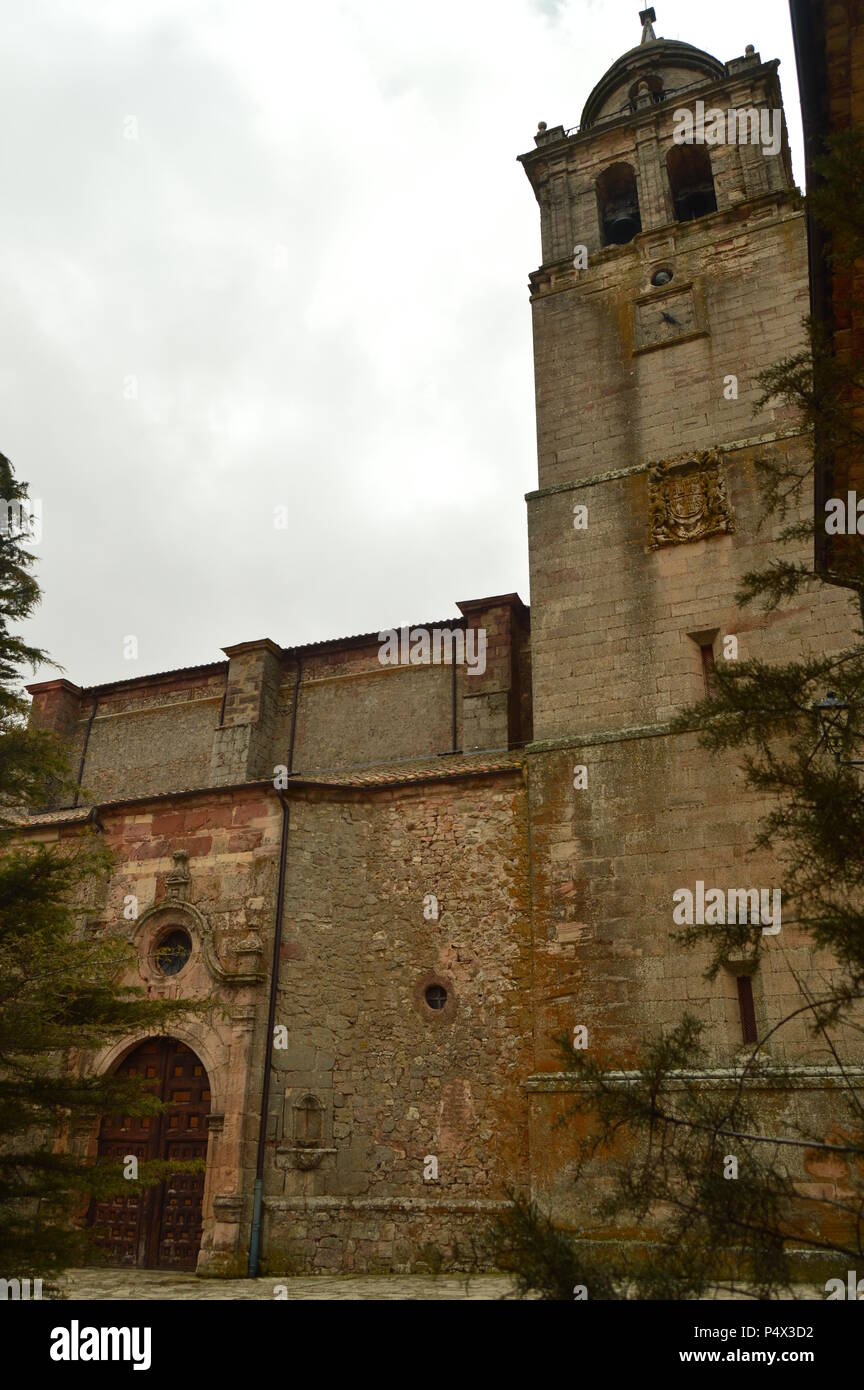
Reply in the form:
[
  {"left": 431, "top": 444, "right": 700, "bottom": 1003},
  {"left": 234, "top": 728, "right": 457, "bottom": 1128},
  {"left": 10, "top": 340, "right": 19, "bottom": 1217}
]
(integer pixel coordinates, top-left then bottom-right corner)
[
  {"left": 527, "top": 1071, "right": 864, "bottom": 1246},
  {"left": 261, "top": 1199, "right": 507, "bottom": 1275},
  {"left": 525, "top": 734, "right": 861, "bottom": 1073},
  {"left": 282, "top": 662, "right": 456, "bottom": 773},
  {"left": 823, "top": 0, "right": 864, "bottom": 578},
  {"left": 29, "top": 669, "right": 227, "bottom": 804},
  {"left": 523, "top": 219, "right": 828, "bottom": 742},
  {"left": 79, "top": 683, "right": 224, "bottom": 802},
  {"left": 527, "top": 439, "right": 858, "bottom": 742},
  {"left": 28, "top": 598, "right": 528, "bottom": 806},
  {"left": 261, "top": 770, "right": 532, "bottom": 1272},
  {"left": 526, "top": 204, "right": 807, "bottom": 494}
]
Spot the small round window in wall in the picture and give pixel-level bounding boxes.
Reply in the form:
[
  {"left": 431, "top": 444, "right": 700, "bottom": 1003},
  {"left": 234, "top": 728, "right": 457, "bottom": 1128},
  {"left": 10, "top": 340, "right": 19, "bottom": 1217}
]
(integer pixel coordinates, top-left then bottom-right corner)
[
  {"left": 154, "top": 928, "right": 192, "bottom": 977},
  {"left": 651, "top": 267, "right": 673, "bottom": 287},
  {"left": 425, "top": 984, "right": 448, "bottom": 1011}
]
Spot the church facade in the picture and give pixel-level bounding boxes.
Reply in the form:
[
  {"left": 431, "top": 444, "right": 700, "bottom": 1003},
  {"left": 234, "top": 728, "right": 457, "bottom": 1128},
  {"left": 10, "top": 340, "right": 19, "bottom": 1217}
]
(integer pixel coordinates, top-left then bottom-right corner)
[{"left": 23, "top": 16, "right": 863, "bottom": 1276}]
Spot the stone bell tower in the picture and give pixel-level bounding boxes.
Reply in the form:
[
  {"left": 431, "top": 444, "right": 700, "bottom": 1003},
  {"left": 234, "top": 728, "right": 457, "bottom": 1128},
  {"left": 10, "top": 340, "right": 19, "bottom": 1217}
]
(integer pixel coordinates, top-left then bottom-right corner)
[
  {"left": 518, "top": 9, "right": 807, "bottom": 743},
  {"left": 517, "top": 15, "right": 863, "bottom": 1217}
]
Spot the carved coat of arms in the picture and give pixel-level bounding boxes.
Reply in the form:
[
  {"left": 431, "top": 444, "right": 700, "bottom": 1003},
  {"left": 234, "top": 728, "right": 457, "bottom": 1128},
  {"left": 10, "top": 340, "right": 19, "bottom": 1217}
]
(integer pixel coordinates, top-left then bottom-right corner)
[{"left": 647, "top": 448, "right": 734, "bottom": 548}]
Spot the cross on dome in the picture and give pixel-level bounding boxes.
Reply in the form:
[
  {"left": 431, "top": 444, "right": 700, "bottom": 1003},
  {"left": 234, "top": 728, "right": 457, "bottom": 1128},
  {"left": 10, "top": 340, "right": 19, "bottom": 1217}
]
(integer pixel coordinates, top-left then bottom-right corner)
[{"left": 639, "top": 7, "right": 657, "bottom": 43}]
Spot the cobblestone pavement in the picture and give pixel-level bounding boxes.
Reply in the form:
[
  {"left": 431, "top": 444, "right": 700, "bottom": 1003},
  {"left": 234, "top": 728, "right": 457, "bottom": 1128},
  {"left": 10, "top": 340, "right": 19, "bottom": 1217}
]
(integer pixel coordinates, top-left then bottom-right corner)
[
  {"left": 54, "top": 1269, "right": 829, "bottom": 1301},
  {"left": 59, "top": 1268, "right": 520, "bottom": 1301}
]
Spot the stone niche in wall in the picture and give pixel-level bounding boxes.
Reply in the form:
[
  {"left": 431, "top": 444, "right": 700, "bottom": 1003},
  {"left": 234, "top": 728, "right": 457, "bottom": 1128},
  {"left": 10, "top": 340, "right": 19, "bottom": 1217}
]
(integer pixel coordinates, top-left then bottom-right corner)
[{"left": 276, "top": 1088, "right": 336, "bottom": 1172}]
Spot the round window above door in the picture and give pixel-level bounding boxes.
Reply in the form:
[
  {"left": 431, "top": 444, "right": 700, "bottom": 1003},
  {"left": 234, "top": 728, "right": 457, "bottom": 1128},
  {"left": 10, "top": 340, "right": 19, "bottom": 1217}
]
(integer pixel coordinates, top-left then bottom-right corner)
[{"left": 153, "top": 928, "right": 192, "bottom": 977}]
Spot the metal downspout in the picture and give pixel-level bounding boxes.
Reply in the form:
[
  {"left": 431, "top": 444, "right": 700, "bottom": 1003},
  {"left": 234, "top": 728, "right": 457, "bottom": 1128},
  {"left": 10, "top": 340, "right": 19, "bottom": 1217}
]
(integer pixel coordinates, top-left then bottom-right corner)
[
  {"left": 248, "top": 656, "right": 302, "bottom": 1278},
  {"left": 72, "top": 695, "right": 99, "bottom": 808}
]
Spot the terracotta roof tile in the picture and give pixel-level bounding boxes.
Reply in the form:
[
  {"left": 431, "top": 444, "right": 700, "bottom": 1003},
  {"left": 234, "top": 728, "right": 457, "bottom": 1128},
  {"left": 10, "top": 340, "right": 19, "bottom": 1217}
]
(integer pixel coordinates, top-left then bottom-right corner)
[{"left": 16, "top": 749, "right": 524, "bottom": 827}]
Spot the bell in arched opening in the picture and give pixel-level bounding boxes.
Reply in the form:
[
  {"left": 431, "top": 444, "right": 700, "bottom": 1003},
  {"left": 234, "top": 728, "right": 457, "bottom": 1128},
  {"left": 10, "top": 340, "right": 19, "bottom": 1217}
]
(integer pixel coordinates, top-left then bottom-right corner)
[{"left": 596, "top": 162, "right": 643, "bottom": 247}]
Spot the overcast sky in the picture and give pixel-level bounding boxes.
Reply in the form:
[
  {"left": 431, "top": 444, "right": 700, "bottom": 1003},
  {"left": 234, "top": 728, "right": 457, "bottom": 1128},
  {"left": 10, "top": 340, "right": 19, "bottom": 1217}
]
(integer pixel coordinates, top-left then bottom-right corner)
[{"left": 1, "top": 0, "right": 804, "bottom": 688}]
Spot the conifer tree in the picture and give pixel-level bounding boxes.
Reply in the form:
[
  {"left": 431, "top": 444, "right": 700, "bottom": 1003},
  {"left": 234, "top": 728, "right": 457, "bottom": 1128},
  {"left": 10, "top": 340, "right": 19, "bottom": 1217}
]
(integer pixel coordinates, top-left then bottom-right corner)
[{"left": 0, "top": 451, "right": 198, "bottom": 1288}]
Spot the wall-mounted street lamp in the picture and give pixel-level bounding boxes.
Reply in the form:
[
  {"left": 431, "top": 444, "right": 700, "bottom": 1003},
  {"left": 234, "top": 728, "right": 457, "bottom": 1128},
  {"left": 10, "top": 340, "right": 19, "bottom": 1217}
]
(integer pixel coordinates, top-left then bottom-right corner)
[{"left": 813, "top": 692, "right": 864, "bottom": 767}]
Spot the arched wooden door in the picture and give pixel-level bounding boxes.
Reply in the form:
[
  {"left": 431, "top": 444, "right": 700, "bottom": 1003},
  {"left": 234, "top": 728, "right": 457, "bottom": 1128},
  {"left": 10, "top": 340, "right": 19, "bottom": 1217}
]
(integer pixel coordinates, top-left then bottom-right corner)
[{"left": 89, "top": 1037, "right": 211, "bottom": 1270}]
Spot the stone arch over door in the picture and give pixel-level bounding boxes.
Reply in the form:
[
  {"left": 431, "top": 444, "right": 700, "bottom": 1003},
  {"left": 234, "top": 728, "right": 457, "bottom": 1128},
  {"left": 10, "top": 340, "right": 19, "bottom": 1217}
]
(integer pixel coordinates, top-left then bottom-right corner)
[{"left": 88, "top": 1036, "right": 212, "bottom": 1270}]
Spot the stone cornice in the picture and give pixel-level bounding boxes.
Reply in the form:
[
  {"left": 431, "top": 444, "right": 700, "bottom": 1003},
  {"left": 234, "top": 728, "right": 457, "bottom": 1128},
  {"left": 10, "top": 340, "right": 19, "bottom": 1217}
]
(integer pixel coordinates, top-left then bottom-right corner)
[
  {"left": 525, "top": 428, "right": 809, "bottom": 502},
  {"left": 526, "top": 194, "right": 804, "bottom": 300},
  {"left": 264, "top": 1196, "right": 511, "bottom": 1214},
  {"left": 526, "top": 1066, "right": 864, "bottom": 1093}
]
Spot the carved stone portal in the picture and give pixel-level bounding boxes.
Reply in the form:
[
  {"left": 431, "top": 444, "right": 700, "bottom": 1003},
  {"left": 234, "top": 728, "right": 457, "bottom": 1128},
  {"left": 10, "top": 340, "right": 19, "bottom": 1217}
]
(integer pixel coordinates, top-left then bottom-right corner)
[{"left": 647, "top": 448, "right": 734, "bottom": 548}]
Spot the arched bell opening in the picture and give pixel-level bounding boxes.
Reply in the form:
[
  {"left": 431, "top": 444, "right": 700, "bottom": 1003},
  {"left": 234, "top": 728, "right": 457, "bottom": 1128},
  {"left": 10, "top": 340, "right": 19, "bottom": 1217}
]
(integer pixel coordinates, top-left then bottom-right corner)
[
  {"left": 596, "top": 162, "right": 642, "bottom": 247},
  {"left": 666, "top": 143, "right": 718, "bottom": 223}
]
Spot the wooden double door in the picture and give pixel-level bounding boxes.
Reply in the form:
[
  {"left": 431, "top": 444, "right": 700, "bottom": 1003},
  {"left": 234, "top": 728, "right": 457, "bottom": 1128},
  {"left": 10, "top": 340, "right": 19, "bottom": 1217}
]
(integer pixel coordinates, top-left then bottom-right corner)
[{"left": 89, "top": 1037, "right": 211, "bottom": 1270}]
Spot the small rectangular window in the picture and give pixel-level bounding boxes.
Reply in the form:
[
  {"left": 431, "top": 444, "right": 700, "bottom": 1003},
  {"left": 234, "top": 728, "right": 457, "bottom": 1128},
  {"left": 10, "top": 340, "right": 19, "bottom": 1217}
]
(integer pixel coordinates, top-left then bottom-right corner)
[
  {"left": 736, "top": 975, "right": 758, "bottom": 1044},
  {"left": 700, "top": 642, "right": 716, "bottom": 695}
]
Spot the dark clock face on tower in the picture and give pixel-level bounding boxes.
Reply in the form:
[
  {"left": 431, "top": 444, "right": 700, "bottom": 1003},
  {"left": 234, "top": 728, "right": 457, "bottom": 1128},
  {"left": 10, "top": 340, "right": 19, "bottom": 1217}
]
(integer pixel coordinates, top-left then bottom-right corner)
[{"left": 633, "top": 285, "right": 701, "bottom": 353}]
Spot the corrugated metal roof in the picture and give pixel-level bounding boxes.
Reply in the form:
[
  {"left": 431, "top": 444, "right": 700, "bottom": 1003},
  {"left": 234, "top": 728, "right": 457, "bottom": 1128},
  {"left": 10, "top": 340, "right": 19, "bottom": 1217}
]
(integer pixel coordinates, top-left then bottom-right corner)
[
  {"left": 74, "top": 618, "right": 474, "bottom": 696},
  {"left": 80, "top": 661, "right": 228, "bottom": 697},
  {"left": 31, "top": 594, "right": 529, "bottom": 700}
]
